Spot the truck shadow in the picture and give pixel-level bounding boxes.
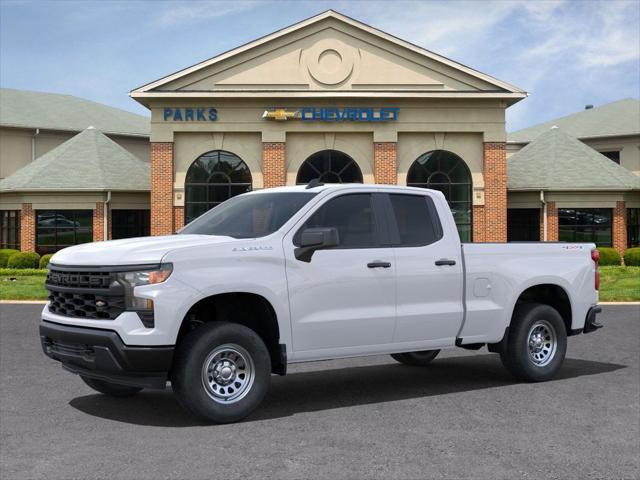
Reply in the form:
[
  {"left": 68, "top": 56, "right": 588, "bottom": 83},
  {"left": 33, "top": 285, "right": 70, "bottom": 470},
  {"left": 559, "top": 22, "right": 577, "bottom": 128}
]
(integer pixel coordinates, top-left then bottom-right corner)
[{"left": 69, "top": 355, "right": 625, "bottom": 427}]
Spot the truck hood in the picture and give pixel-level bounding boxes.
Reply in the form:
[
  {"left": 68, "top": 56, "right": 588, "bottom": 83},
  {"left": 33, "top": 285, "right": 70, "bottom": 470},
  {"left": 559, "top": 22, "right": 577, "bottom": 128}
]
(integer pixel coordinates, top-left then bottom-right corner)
[{"left": 50, "top": 234, "right": 235, "bottom": 267}]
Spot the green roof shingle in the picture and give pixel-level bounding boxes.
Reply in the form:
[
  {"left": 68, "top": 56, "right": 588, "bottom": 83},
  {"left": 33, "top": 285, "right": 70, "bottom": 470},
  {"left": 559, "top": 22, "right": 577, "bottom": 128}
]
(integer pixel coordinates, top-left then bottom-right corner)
[
  {"left": 507, "top": 127, "right": 640, "bottom": 191},
  {"left": 0, "top": 88, "right": 149, "bottom": 137},
  {"left": 0, "top": 127, "right": 150, "bottom": 192},
  {"left": 508, "top": 98, "right": 640, "bottom": 143}
]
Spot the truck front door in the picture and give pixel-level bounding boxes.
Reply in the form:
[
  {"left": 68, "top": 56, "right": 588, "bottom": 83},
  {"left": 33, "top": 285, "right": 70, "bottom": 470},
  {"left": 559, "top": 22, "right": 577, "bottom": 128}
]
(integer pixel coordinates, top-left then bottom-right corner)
[{"left": 284, "top": 192, "right": 396, "bottom": 359}]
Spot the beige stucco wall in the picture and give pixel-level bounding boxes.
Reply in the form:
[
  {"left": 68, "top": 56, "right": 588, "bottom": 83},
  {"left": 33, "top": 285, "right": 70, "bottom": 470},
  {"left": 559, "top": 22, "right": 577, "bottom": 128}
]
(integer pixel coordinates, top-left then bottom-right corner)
[
  {"left": 583, "top": 135, "right": 640, "bottom": 175},
  {"left": 150, "top": 98, "right": 504, "bottom": 207},
  {"left": 0, "top": 191, "right": 150, "bottom": 210},
  {"left": 0, "top": 126, "right": 150, "bottom": 180},
  {"left": 508, "top": 190, "right": 640, "bottom": 209}
]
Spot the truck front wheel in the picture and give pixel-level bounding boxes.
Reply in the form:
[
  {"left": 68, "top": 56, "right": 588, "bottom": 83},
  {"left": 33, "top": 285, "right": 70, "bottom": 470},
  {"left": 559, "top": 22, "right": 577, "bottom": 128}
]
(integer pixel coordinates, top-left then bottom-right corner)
[
  {"left": 391, "top": 350, "right": 440, "bottom": 366},
  {"left": 171, "top": 322, "right": 271, "bottom": 423},
  {"left": 500, "top": 303, "right": 567, "bottom": 382}
]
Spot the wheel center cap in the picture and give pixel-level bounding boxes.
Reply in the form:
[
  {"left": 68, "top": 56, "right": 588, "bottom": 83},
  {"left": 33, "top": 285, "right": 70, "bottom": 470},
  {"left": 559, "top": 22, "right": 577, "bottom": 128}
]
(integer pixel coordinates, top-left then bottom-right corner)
[{"left": 221, "top": 366, "right": 233, "bottom": 379}]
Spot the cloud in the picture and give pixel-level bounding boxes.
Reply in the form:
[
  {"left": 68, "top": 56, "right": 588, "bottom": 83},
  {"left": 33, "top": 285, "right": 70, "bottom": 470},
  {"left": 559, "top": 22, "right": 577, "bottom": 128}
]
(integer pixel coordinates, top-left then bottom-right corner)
[{"left": 155, "top": 0, "right": 262, "bottom": 27}]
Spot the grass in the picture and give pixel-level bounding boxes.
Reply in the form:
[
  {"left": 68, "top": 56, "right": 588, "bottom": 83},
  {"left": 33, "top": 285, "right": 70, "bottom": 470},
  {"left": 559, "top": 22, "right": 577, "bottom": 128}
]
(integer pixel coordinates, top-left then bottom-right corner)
[
  {"left": 1, "top": 269, "right": 48, "bottom": 300},
  {"left": 598, "top": 266, "right": 640, "bottom": 302},
  {"left": 0, "top": 266, "right": 638, "bottom": 302}
]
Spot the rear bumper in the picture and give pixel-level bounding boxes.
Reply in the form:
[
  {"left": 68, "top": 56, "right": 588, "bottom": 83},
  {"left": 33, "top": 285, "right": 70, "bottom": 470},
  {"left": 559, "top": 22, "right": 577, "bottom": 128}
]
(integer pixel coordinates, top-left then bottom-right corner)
[
  {"left": 40, "top": 320, "right": 174, "bottom": 389},
  {"left": 583, "top": 305, "right": 603, "bottom": 334}
]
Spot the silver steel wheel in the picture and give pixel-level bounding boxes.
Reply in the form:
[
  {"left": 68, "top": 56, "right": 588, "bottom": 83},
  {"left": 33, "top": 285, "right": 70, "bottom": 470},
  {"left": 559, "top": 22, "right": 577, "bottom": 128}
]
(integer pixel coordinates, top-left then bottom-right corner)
[
  {"left": 527, "top": 320, "right": 557, "bottom": 367},
  {"left": 201, "top": 344, "right": 255, "bottom": 404}
]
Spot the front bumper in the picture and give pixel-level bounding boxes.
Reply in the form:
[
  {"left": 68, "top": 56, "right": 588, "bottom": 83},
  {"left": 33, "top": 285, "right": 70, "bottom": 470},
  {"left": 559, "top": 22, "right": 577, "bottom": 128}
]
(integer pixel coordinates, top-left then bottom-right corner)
[{"left": 40, "top": 320, "right": 174, "bottom": 389}]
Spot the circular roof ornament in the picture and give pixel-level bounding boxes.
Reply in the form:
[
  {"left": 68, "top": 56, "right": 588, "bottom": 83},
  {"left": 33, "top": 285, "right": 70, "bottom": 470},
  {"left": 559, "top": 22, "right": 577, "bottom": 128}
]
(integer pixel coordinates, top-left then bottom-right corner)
[{"left": 305, "top": 39, "right": 356, "bottom": 86}]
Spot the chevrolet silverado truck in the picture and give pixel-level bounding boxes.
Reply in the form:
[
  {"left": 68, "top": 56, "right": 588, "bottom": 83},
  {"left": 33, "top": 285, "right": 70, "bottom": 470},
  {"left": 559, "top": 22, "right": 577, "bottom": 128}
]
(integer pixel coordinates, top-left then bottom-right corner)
[{"left": 40, "top": 183, "right": 602, "bottom": 423}]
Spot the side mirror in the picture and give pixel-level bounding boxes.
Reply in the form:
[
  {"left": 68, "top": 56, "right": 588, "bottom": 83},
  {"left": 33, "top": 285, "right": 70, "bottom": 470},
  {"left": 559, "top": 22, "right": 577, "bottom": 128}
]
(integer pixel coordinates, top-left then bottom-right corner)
[{"left": 294, "top": 227, "right": 339, "bottom": 262}]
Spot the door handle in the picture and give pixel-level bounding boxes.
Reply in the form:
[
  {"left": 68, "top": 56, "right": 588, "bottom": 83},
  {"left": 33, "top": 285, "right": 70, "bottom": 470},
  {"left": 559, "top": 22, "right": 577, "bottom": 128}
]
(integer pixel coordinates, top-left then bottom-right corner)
[
  {"left": 435, "top": 259, "right": 456, "bottom": 266},
  {"left": 367, "top": 261, "right": 392, "bottom": 268}
]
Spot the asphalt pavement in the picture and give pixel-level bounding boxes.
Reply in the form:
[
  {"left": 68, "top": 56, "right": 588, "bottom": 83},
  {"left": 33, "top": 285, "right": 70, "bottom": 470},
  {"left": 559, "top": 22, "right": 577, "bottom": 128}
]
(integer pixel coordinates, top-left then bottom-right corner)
[{"left": 1, "top": 304, "right": 638, "bottom": 480}]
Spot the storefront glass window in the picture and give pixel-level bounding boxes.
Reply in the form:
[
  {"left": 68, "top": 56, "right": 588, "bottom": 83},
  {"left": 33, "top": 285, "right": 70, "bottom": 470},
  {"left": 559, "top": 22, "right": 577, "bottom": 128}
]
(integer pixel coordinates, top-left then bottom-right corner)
[
  {"left": 628, "top": 208, "right": 640, "bottom": 247},
  {"left": 1, "top": 210, "right": 20, "bottom": 250},
  {"left": 185, "top": 150, "right": 252, "bottom": 224},
  {"left": 36, "top": 210, "right": 93, "bottom": 255},
  {"left": 558, "top": 208, "right": 612, "bottom": 246},
  {"left": 112, "top": 210, "right": 150, "bottom": 239},
  {"left": 407, "top": 150, "right": 472, "bottom": 242},
  {"left": 296, "top": 150, "right": 363, "bottom": 184},
  {"left": 508, "top": 208, "right": 540, "bottom": 242}
]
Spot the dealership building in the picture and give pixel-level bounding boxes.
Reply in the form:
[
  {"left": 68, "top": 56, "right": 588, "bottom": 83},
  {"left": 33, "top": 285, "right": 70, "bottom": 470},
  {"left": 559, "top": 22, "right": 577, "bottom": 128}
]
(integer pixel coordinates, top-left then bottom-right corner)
[{"left": 1, "top": 10, "right": 639, "bottom": 255}]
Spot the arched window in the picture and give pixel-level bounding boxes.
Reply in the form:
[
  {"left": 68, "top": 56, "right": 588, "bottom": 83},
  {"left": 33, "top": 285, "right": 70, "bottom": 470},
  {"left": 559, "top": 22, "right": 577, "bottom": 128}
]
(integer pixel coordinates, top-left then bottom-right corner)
[
  {"left": 185, "top": 150, "right": 252, "bottom": 224},
  {"left": 407, "top": 150, "right": 472, "bottom": 242},
  {"left": 296, "top": 149, "right": 363, "bottom": 184}
]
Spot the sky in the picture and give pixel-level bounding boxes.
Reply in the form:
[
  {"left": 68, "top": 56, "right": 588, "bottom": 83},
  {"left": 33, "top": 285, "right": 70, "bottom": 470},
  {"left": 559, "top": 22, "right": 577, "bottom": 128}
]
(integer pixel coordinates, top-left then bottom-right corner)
[{"left": 1, "top": 0, "right": 638, "bottom": 132}]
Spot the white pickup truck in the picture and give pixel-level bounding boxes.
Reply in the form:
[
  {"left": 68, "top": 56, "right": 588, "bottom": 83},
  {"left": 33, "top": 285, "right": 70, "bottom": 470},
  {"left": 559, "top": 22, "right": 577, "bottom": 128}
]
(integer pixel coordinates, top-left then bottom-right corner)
[{"left": 40, "top": 183, "right": 602, "bottom": 423}]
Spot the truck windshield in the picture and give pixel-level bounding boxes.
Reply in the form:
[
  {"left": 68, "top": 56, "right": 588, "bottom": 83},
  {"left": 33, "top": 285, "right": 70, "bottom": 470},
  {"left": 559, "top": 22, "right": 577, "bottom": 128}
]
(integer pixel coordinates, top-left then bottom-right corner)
[{"left": 179, "top": 192, "right": 317, "bottom": 238}]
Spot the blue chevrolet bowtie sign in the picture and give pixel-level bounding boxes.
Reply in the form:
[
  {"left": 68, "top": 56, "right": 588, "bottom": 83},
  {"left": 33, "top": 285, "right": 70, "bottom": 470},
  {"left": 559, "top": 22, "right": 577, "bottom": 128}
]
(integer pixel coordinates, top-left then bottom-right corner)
[{"left": 300, "top": 107, "right": 400, "bottom": 122}]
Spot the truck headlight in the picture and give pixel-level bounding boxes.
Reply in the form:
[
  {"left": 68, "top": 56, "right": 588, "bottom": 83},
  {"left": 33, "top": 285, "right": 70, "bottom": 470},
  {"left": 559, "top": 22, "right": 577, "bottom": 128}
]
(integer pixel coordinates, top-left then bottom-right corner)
[{"left": 116, "top": 264, "right": 172, "bottom": 311}]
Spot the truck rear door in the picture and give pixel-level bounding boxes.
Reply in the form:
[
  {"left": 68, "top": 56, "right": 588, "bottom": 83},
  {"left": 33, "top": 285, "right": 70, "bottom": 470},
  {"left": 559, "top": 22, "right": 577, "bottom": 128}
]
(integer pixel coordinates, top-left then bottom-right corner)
[{"left": 383, "top": 192, "right": 464, "bottom": 345}]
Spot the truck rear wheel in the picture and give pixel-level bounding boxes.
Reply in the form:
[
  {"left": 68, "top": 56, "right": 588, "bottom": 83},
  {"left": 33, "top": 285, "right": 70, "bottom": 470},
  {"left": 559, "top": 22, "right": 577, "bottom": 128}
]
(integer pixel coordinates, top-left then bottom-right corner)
[
  {"left": 500, "top": 303, "right": 567, "bottom": 382},
  {"left": 171, "top": 321, "right": 271, "bottom": 423},
  {"left": 391, "top": 350, "right": 440, "bottom": 366},
  {"left": 81, "top": 376, "right": 143, "bottom": 397}
]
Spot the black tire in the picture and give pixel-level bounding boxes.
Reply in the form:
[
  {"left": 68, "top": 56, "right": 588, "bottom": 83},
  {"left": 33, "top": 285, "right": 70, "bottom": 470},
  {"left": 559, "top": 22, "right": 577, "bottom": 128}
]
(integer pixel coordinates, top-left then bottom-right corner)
[
  {"left": 500, "top": 303, "right": 567, "bottom": 382},
  {"left": 391, "top": 350, "right": 440, "bottom": 366},
  {"left": 81, "top": 376, "right": 143, "bottom": 397},
  {"left": 171, "top": 322, "right": 271, "bottom": 424}
]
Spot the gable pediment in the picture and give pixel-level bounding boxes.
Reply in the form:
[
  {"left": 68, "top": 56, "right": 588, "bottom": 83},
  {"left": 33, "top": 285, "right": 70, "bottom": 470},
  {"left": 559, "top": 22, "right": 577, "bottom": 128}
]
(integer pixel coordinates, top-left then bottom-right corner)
[{"left": 133, "top": 11, "right": 525, "bottom": 99}]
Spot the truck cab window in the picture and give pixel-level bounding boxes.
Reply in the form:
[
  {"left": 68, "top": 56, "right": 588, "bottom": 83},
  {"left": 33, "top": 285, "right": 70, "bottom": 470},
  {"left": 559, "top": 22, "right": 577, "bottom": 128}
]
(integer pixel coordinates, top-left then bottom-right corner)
[
  {"left": 389, "top": 194, "right": 441, "bottom": 246},
  {"left": 298, "top": 193, "right": 378, "bottom": 248}
]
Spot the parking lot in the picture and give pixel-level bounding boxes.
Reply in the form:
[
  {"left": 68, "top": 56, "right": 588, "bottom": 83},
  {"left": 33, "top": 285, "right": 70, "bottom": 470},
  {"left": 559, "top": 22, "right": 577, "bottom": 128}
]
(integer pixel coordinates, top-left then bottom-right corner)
[{"left": 1, "top": 304, "right": 638, "bottom": 479}]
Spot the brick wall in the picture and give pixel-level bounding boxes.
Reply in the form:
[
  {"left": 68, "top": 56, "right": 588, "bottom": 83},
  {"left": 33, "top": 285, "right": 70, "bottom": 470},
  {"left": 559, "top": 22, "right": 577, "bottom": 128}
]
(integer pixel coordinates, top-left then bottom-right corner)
[
  {"left": 542, "top": 201, "right": 559, "bottom": 241},
  {"left": 472, "top": 205, "right": 486, "bottom": 242},
  {"left": 151, "top": 142, "right": 174, "bottom": 236},
  {"left": 174, "top": 206, "right": 185, "bottom": 231},
  {"left": 613, "top": 201, "right": 627, "bottom": 256},
  {"left": 483, "top": 142, "right": 507, "bottom": 242},
  {"left": 93, "top": 202, "right": 105, "bottom": 242},
  {"left": 373, "top": 142, "right": 397, "bottom": 184},
  {"left": 20, "top": 203, "right": 35, "bottom": 252},
  {"left": 262, "top": 142, "right": 286, "bottom": 188}
]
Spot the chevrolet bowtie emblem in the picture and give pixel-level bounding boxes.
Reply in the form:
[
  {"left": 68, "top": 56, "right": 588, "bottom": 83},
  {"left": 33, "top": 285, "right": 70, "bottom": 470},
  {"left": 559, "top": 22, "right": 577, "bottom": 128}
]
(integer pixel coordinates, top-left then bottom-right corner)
[{"left": 262, "top": 109, "right": 299, "bottom": 121}]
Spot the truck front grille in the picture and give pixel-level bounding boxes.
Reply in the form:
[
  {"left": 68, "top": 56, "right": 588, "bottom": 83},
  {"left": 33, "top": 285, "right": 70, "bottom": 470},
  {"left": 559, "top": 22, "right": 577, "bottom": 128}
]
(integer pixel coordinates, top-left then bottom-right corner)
[{"left": 46, "top": 268, "right": 125, "bottom": 320}]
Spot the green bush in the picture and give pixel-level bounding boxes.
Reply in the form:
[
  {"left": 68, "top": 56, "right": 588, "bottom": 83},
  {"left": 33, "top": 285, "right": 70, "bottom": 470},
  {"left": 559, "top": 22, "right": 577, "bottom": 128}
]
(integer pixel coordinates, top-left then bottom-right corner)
[
  {"left": 597, "top": 247, "right": 621, "bottom": 266},
  {"left": 624, "top": 247, "right": 640, "bottom": 267},
  {"left": 39, "top": 254, "right": 54, "bottom": 269},
  {"left": 0, "top": 249, "right": 20, "bottom": 268},
  {"left": 7, "top": 252, "right": 41, "bottom": 269}
]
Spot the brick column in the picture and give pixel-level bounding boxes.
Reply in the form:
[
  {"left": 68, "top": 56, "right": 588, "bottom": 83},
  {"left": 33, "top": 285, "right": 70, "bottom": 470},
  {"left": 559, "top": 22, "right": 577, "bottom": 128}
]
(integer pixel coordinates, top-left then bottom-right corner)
[
  {"left": 20, "top": 203, "right": 35, "bottom": 252},
  {"left": 483, "top": 142, "right": 507, "bottom": 242},
  {"left": 541, "top": 201, "right": 559, "bottom": 241},
  {"left": 373, "top": 142, "right": 397, "bottom": 184},
  {"left": 472, "top": 205, "right": 486, "bottom": 242},
  {"left": 613, "top": 201, "right": 627, "bottom": 256},
  {"left": 262, "top": 142, "right": 286, "bottom": 188},
  {"left": 151, "top": 142, "right": 174, "bottom": 236},
  {"left": 93, "top": 202, "right": 105, "bottom": 242},
  {"left": 174, "top": 206, "right": 185, "bottom": 231}
]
